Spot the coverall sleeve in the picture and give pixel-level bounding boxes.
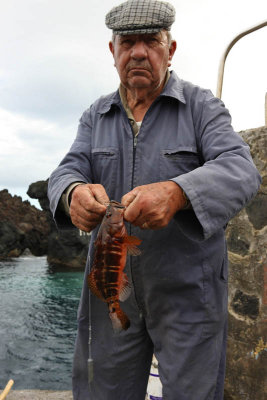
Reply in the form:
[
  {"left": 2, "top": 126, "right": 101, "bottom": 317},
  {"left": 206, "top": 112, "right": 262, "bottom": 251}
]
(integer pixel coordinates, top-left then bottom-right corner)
[
  {"left": 47, "top": 107, "right": 94, "bottom": 228},
  {"left": 172, "top": 94, "right": 261, "bottom": 241}
]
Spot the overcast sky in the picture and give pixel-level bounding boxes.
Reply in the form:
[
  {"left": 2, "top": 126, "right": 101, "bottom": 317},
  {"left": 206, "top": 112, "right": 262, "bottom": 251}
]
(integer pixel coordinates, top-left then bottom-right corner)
[{"left": 0, "top": 0, "right": 266, "bottom": 207}]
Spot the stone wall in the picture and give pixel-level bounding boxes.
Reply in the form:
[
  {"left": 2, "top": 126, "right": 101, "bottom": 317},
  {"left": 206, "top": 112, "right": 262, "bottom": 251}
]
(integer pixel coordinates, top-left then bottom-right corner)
[{"left": 224, "top": 126, "right": 267, "bottom": 400}]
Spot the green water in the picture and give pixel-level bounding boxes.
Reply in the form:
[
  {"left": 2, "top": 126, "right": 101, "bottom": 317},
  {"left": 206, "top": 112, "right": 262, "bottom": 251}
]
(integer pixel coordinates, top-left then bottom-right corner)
[{"left": 0, "top": 256, "right": 84, "bottom": 390}]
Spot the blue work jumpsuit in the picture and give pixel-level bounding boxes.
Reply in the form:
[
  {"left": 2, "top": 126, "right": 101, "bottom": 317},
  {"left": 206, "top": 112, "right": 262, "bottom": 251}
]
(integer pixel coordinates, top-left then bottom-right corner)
[{"left": 48, "top": 71, "right": 261, "bottom": 400}]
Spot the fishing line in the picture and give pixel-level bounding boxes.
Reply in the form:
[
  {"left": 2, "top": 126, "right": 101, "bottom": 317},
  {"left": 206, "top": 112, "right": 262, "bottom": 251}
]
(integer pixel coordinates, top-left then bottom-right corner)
[{"left": 88, "top": 256, "right": 94, "bottom": 387}]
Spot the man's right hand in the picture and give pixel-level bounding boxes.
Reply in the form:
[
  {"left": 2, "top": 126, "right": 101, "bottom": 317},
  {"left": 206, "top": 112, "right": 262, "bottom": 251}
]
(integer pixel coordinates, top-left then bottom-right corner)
[{"left": 69, "top": 183, "right": 109, "bottom": 232}]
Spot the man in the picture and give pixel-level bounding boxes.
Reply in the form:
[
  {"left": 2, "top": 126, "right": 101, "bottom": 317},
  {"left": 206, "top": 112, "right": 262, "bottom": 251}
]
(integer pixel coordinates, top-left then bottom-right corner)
[{"left": 48, "top": 1, "right": 261, "bottom": 399}]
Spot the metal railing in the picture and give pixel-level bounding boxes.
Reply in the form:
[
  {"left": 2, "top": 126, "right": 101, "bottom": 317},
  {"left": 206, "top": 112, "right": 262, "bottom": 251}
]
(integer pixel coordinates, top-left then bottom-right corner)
[{"left": 216, "top": 20, "right": 267, "bottom": 103}]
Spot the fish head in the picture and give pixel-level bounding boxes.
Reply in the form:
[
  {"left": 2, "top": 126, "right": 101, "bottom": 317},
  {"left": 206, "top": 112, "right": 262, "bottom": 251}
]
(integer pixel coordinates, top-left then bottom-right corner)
[{"left": 104, "top": 201, "right": 126, "bottom": 236}]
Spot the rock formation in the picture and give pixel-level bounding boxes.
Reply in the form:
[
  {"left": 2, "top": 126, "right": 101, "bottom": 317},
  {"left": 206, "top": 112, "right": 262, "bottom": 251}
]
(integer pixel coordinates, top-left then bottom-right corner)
[
  {"left": 27, "top": 179, "right": 90, "bottom": 269},
  {"left": 0, "top": 181, "right": 90, "bottom": 268},
  {"left": 0, "top": 189, "right": 50, "bottom": 258}
]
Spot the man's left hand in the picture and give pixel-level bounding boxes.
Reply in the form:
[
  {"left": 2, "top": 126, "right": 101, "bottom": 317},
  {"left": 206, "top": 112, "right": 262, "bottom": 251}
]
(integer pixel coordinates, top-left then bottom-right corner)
[{"left": 121, "top": 181, "right": 187, "bottom": 229}]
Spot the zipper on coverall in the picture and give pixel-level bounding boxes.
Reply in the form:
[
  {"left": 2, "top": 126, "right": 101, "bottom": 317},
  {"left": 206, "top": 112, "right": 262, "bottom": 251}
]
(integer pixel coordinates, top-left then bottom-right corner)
[
  {"left": 131, "top": 135, "right": 138, "bottom": 188},
  {"left": 130, "top": 128, "right": 143, "bottom": 318}
]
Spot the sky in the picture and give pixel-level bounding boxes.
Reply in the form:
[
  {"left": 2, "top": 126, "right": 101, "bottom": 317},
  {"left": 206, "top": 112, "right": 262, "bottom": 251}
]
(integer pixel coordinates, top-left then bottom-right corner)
[{"left": 0, "top": 0, "right": 266, "bottom": 208}]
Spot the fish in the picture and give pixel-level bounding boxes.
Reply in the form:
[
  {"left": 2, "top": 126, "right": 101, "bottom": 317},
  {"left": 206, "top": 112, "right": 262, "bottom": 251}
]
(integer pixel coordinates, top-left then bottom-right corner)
[{"left": 88, "top": 200, "right": 141, "bottom": 333}]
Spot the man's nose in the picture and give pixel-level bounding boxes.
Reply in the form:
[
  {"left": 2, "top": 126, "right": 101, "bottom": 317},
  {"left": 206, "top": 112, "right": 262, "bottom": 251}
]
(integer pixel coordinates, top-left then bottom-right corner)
[{"left": 131, "top": 41, "right": 147, "bottom": 59}]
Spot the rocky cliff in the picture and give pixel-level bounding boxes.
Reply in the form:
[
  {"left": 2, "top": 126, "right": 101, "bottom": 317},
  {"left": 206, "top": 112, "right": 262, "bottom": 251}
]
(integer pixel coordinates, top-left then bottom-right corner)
[
  {"left": 0, "top": 189, "right": 50, "bottom": 259},
  {"left": 0, "top": 181, "right": 90, "bottom": 268},
  {"left": 27, "top": 179, "right": 90, "bottom": 269}
]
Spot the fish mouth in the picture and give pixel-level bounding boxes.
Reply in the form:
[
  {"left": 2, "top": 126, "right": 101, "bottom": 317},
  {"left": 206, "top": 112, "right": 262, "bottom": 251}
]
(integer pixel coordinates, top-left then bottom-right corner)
[
  {"left": 108, "top": 200, "right": 125, "bottom": 209},
  {"left": 104, "top": 200, "right": 125, "bottom": 218}
]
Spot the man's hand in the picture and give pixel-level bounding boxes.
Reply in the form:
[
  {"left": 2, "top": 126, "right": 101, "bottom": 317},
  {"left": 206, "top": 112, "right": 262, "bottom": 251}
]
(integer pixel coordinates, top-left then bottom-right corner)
[
  {"left": 121, "top": 181, "right": 186, "bottom": 229},
  {"left": 69, "top": 183, "right": 109, "bottom": 232}
]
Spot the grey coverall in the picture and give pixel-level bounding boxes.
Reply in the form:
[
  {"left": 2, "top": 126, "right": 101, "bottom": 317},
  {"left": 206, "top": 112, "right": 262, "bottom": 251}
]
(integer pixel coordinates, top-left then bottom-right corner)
[{"left": 48, "top": 71, "right": 261, "bottom": 400}]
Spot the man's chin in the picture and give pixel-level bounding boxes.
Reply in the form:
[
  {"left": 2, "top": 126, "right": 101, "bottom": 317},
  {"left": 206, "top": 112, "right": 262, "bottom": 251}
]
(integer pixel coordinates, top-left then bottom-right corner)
[{"left": 127, "top": 77, "right": 152, "bottom": 89}]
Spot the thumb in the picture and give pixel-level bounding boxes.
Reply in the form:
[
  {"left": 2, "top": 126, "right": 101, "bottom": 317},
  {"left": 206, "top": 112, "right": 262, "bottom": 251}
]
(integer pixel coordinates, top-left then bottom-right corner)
[
  {"left": 121, "top": 193, "right": 141, "bottom": 223},
  {"left": 121, "top": 191, "right": 137, "bottom": 208}
]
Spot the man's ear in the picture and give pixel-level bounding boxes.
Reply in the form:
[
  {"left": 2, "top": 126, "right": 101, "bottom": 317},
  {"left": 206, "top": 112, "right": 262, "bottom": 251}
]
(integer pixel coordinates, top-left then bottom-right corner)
[
  {"left": 168, "top": 40, "right": 177, "bottom": 67},
  {"left": 109, "top": 41, "right": 114, "bottom": 56}
]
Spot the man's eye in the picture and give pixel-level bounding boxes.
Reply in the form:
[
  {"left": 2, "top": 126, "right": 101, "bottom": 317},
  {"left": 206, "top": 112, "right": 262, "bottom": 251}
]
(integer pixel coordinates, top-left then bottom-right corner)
[
  {"left": 146, "top": 38, "right": 159, "bottom": 46},
  {"left": 121, "top": 39, "right": 133, "bottom": 47}
]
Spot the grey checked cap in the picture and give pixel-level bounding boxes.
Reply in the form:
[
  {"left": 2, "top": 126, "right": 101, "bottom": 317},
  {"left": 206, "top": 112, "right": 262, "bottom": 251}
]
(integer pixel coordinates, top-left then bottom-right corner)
[{"left": 105, "top": 0, "right": 175, "bottom": 35}]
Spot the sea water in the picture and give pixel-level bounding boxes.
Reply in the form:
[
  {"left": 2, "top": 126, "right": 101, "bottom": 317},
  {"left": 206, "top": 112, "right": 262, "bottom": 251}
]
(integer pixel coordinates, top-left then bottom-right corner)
[{"left": 0, "top": 256, "right": 84, "bottom": 390}]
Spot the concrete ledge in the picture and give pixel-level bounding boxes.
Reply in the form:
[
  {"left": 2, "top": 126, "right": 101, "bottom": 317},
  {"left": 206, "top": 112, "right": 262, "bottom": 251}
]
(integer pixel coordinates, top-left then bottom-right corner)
[{"left": 6, "top": 390, "right": 72, "bottom": 400}]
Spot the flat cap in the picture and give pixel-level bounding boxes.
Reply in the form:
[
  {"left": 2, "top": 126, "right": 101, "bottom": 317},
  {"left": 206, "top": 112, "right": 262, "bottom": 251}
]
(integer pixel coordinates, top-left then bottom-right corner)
[{"left": 105, "top": 0, "right": 175, "bottom": 35}]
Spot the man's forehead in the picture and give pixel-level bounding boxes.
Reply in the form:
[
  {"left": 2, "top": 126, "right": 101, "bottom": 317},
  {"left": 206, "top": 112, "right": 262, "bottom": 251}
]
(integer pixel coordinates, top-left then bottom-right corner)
[{"left": 116, "top": 31, "right": 167, "bottom": 42}]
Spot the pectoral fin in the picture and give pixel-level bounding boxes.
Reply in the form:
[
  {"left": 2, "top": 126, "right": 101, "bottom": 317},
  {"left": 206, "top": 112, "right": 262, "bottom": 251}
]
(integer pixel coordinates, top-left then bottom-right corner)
[
  {"left": 119, "top": 273, "right": 131, "bottom": 302},
  {"left": 124, "top": 235, "right": 141, "bottom": 256}
]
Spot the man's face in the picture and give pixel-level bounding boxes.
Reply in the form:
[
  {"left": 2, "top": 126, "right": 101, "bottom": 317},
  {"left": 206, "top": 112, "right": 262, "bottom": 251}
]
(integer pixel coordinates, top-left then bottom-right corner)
[{"left": 109, "top": 31, "right": 176, "bottom": 92}]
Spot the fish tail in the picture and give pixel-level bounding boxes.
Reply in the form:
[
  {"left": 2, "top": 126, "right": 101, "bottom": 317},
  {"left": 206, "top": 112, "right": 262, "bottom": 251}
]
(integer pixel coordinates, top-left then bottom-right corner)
[{"left": 109, "top": 302, "right": 130, "bottom": 333}]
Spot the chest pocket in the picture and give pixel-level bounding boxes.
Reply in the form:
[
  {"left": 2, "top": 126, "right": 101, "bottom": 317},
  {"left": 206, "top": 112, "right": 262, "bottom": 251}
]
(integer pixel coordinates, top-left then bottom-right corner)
[
  {"left": 91, "top": 148, "right": 119, "bottom": 198},
  {"left": 160, "top": 147, "right": 201, "bottom": 181}
]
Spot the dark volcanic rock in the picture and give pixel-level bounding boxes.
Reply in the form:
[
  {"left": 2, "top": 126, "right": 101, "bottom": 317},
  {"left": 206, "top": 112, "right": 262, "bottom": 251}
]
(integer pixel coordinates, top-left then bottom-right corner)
[
  {"left": 231, "top": 290, "right": 260, "bottom": 320},
  {"left": 0, "top": 220, "right": 24, "bottom": 258},
  {"left": 27, "top": 179, "right": 50, "bottom": 211},
  {"left": 47, "top": 230, "right": 89, "bottom": 269},
  {"left": 27, "top": 180, "right": 90, "bottom": 269},
  {"left": 226, "top": 220, "right": 251, "bottom": 256},
  {"left": 246, "top": 193, "right": 267, "bottom": 230},
  {"left": 0, "top": 182, "right": 90, "bottom": 267},
  {"left": 0, "top": 189, "right": 50, "bottom": 258}
]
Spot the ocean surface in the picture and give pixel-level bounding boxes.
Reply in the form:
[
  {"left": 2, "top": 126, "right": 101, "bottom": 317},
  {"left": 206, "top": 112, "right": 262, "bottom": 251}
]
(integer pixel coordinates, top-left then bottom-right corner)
[{"left": 0, "top": 256, "right": 84, "bottom": 390}]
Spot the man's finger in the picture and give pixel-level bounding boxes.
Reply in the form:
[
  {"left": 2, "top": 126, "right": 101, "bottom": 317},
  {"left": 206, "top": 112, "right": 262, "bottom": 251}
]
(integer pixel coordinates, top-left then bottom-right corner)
[
  {"left": 121, "top": 190, "right": 138, "bottom": 208},
  {"left": 74, "top": 184, "right": 108, "bottom": 215},
  {"left": 70, "top": 206, "right": 102, "bottom": 224},
  {"left": 70, "top": 209, "right": 102, "bottom": 232},
  {"left": 90, "top": 184, "right": 110, "bottom": 206},
  {"left": 82, "top": 197, "right": 106, "bottom": 214},
  {"left": 74, "top": 220, "right": 97, "bottom": 233},
  {"left": 123, "top": 199, "right": 142, "bottom": 223}
]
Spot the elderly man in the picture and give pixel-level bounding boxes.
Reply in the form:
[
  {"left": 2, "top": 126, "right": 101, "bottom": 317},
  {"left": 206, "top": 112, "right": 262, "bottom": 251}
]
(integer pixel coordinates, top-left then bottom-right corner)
[{"left": 48, "top": 1, "right": 261, "bottom": 399}]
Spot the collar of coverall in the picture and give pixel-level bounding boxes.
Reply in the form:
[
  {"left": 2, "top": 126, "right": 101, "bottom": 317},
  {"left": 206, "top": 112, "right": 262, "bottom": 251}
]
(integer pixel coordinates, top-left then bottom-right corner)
[{"left": 97, "top": 70, "right": 186, "bottom": 116}]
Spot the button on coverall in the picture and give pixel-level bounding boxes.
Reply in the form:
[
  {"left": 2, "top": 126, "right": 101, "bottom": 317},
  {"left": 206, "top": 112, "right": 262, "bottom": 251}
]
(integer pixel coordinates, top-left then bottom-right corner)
[{"left": 48, "top": 71, "right": 261, "bottom": 400}]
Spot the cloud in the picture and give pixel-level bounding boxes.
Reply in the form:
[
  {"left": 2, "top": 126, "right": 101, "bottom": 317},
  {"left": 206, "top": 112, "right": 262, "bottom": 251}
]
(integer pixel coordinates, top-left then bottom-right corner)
[
  {"left": 0, "top": 107, "right": 76, "bottom": 188},
  {"left": 1, "top": 55, "right": 102, "bottom": 123},
  {"left": 0, "top": 0, "right": 119, "bottom": 124}
]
